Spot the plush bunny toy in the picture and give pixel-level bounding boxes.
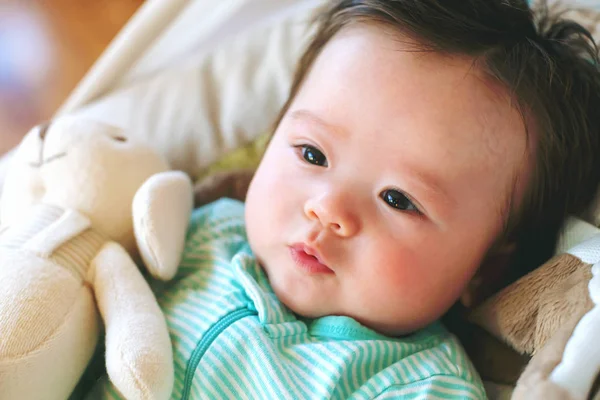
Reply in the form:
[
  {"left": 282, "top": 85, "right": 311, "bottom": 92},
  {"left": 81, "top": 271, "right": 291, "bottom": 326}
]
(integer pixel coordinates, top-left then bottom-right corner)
[{"left": 0, "top": 117, "right": 193, "bottom": 400}]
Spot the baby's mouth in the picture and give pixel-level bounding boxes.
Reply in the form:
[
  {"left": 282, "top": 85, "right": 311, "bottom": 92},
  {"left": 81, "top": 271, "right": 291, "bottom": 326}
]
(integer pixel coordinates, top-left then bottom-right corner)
[{"left": 289, "top": 244, "right": 334, "bottom": 274}]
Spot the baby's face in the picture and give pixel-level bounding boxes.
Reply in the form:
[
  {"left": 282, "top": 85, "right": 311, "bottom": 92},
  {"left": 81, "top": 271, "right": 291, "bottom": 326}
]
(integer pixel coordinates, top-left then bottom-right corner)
[{"left": 245, "top": 25, "right": 529, "bottom": 335}]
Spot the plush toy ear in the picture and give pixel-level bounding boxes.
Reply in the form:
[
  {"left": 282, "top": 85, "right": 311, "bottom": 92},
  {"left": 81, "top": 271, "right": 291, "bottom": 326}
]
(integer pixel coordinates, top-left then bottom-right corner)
[
  {"left": 0, "top": 123, "right": 49, "bottom": 227},
  {"left": 133, "top": 171, "right": 193, "bottom": 281}
]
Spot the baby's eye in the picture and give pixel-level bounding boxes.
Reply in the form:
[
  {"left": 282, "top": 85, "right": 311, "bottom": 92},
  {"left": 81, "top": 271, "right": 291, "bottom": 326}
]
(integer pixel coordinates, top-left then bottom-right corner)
[
  {"left": 380, "top": 189, "right": 420, "bottom": 213},
  {"left": 298, "top": 145, "right": 328, "bottom": 167}
]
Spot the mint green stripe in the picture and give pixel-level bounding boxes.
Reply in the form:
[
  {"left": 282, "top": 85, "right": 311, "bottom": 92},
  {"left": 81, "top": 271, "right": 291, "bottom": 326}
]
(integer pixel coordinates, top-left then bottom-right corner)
[
  {"left": 202, "top": 352, "right": 239, "bottom": 398},
  {"left": 286, "top": 344, "right": 336, "bottom": 396},
  {"left": 398, "top": 358, "right": 413, "bottom": 383},
  {"left": 367, "top": 342, "right": 378, "bottom": 378},
  {"left": 331, "top": 342, "right": 354, "bottom": 398},
  {"left": 416, "top": 351, "right": 437, "bottom": 376},
  {"left": 270, "top": 336, "right": 314, "bottom": 398},
  {"left": 232, "top": 323, "right": 295, "bottom": 399},
  {"left": 306, "top": 343, "right": 347, "bottom": 398},
  {"left": 432, "top": 378, "right": 482, "bottom": 398},
  {"left": 430, "top": 353, "right": 451, "bottom": 377},
  {"left": 427, "top": 349, "right": 453, "bottom": 375},
  {"left": 212, "top": 335, "right": 268, "bottom": 399},
  {"left": 293, "top": 345, "right": 338, "bottom": 389},
  {"left": 406, "top": 354, "right": 427, "bottom": 380},
  {"left": 181, "top": 309, "right": 255, "bottom": 400},
  {"left": 374, "top": 341, "right": 385, "bottom": 373}
]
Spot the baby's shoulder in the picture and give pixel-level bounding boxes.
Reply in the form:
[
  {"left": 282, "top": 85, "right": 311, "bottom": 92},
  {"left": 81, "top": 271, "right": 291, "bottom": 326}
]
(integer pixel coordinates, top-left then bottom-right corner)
[
  {"left": 182, "top": 198, "right": 250, "bottom": 259},
  {"left": 353, "top": 323, "right": 486, "bottom": 397},
  {"left": 395, "top": 327, "right": 486, "bottom": 398},
  {"left": 189, "top": 198, "right": 247, "bottom": 238},
  {"left": 407, "top": 324, "right": 481, "bottom": 381}
]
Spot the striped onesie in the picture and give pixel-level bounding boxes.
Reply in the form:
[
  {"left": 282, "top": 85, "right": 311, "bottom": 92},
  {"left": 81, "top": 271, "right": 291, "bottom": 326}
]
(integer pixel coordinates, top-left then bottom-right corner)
[{"left": 92, "top": 199, "right": 486, "bottom": 399}]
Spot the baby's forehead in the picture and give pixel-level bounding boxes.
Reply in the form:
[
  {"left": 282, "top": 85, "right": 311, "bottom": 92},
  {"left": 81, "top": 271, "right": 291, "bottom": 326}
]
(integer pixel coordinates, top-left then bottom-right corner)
[
  {"left": 314, "top": 26, "right": 528, "bottom": 154},
  {"left": 291, "top": 23, "right": 533, "bottom": 214}
]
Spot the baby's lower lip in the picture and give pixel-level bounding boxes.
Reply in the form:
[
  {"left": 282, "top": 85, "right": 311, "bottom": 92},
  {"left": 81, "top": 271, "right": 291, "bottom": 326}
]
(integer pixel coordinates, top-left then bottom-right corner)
[{"left": 289, "top": 247, "right": 334, "bottom": 274}]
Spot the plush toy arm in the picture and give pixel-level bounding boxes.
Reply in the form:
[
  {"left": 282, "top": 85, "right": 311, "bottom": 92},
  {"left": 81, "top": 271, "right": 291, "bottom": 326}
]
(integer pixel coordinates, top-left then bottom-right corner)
[
  {"left": 133, "top": 170, "right": 193, "bottom": 281},
  {"left": 91, "top": 241, "right": 174, "bottom": 400}
]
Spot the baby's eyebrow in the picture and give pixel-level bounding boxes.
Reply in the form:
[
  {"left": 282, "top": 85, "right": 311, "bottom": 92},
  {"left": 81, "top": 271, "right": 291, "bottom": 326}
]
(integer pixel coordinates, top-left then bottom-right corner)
[
  {"left": 402, "top": 165, "right": 455, "bottom": 209},
  {"left": 288, "top": 109, "right": 349, "bottom": 138}
]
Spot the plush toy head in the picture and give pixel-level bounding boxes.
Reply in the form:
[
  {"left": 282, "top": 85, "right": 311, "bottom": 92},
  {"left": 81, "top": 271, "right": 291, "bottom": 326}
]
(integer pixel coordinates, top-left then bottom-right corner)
[{"left": 0, "top": 117, "right": 169, "bottom": 254}]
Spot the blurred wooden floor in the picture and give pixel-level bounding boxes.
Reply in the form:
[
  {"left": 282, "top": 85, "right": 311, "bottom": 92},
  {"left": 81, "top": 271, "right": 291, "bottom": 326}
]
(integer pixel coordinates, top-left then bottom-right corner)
[{"left": 0, "top": 0, "right": 143, "bottom": 156}]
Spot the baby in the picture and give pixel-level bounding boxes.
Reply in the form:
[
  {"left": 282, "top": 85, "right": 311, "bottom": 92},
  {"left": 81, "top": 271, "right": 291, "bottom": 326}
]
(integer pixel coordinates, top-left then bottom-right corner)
[{"left": 96, "top": 0, "right": 600, "bottom": 399}]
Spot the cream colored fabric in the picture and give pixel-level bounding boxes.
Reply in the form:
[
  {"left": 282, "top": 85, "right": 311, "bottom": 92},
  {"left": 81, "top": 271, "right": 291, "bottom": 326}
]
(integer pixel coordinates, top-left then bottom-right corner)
[
  {"left": 57, "top": 0, "right": 191, "bottom": 115},
  {"left": 120, "top": 0, "right": 324, "bottom": 87},
  {"left": 0, "top": 150, "right": 12, "bottom": 199},
  {"left": 92, "top": 241, "right": 174, "bottom": 399},
  {"left": 0, "top": 205, "right": 102, "bottom": 400},
  {"left": 0, "top": 1, "right": 323, "bottom": 197},
  {"left": 60, "top": 0, "right": 323, "bottom": 114},
  {"left": 63, "top": 7, "right": 318, "bottom": 180},
  {"left": 0, "top": 119, "right": 193, "bottom": 400}
]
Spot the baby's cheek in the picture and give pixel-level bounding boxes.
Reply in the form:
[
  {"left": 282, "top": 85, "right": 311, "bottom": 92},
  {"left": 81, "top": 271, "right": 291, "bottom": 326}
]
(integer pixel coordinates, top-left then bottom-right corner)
[
  {"left": 378, "top": 254, "right": 428, "bottom": 297},
  {"left": 368, "top": 243, "right": 445, "bottom": 311},
  {"left": 246, "top": 152, "right": 297, "bottom": 244}
]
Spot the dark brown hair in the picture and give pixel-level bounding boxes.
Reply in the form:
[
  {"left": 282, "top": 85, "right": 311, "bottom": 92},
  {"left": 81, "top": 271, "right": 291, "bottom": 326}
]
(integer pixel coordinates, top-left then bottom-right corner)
[{"left": 273, "top": 0, "right": 600, "bottom": 285}]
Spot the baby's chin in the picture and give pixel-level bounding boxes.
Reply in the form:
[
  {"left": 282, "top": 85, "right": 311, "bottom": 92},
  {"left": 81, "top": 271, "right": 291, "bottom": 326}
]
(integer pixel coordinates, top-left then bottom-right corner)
[
  {"left": 259, "top": 259, "right": 439, "bottom": 337},
  {"left": 278, "top": 292, "right": 421, "bottom": 337},
  {"left": 270, "top": 283, "right": 331, "bottom": 319},
  {"left": 271, "top": 283, "right": 415, "bottom": 335}
]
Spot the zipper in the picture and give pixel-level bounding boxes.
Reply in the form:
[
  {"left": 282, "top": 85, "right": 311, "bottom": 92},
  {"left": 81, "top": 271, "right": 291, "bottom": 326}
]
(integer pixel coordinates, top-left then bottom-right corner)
[{"left": 181, "top": 308, "right": 258, "bottom": 400}]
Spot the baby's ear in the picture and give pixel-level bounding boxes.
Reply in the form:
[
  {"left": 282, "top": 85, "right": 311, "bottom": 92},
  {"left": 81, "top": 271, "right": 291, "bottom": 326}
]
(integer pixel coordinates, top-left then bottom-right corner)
[{"left": 460, "top": 243, "right": 516, "bottom": 308}]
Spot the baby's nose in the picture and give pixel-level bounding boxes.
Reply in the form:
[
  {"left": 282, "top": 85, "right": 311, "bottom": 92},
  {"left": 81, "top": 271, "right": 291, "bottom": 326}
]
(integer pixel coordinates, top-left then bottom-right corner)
[{"left": 304, "top": 193, "right": 360, "bottom": 237}]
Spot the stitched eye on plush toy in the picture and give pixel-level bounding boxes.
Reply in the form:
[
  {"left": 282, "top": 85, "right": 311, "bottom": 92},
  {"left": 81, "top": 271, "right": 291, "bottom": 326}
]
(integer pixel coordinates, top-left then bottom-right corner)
[
  {"left": 38, "top": 123, "right": 50, "bottom": 140},
  {"left": 112, "top": 136, "right": 127, "bottom": 142}
]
